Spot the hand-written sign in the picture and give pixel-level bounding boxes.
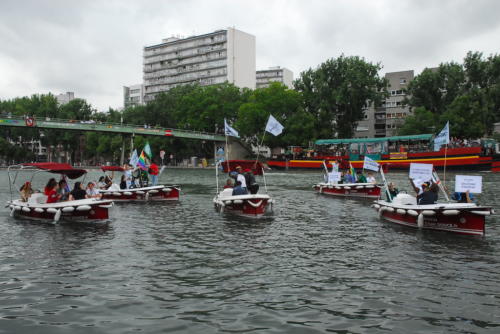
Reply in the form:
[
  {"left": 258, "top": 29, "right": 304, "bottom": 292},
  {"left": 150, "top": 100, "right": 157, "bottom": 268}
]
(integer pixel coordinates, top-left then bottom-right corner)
[
  {"left": 409, "top": 163, "right": 433, "bottom": 182},
  {"left": 328, "top": 171, "right": 341, "bottom": 183},
  {"left": 455, "top": 175, "right": 482, "bottom": 193}
]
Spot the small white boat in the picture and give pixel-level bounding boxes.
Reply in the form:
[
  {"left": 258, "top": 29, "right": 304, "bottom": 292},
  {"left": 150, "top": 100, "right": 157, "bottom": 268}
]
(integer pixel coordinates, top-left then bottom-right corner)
[{"left": 6, "top": 163, "right": 114, "bottom": 223}]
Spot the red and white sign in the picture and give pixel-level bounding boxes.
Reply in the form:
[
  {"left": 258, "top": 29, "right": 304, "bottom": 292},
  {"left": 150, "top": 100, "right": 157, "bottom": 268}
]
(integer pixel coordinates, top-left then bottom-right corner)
[{"left": 164, "top": 130, "right": 173, "bottom": 136}]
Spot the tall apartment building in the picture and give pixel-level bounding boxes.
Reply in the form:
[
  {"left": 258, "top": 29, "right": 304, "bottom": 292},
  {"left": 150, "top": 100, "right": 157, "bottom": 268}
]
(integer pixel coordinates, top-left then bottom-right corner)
[
  {"left": 143, "top": 28, "right": 256, "bottom": 102},
  {"left": 123, "top": 84, "right": 144, "bottom": 108},
  {"left": 256, "top": 66, "right": 294, "bottom": 89},
  {"left": 355, "top": 70, "right": 414, "bottom": 138},
  {"left": 56, "top": 92, "right": 75, "bottom": 105}
]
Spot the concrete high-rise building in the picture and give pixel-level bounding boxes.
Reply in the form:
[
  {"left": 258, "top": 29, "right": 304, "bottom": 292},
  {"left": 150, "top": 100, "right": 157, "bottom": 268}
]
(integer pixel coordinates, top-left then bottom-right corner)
[
  {"left": 123, "top": 84, "right": 144, "bottom": 108},
  {"left": 143, "top": 28, "right": 256, "bottom": 102},
  {"left": 355, "top": 70, "right": 414, "bottom": 138},
  {"left": 256, "top": 66, "right": 294, "bottom": 89},
  {"left": 56, "top": 92, "right": 75, "bottom": 105}
]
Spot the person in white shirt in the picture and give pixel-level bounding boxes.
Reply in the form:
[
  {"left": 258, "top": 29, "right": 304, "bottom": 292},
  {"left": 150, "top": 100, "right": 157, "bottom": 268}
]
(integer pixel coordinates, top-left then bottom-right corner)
[
  {"left": 86, "top": 182, "right": 101, "bottom": 199},
  {"left": 366, "top": 172, "right": 377, "bottom": 184},
  {"left": 235, "top": 166, "right": 247, "bottom": 191}
]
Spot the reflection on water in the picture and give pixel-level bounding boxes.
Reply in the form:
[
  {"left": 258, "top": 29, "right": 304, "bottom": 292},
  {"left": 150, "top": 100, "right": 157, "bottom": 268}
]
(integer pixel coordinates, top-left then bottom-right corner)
[{"left": 0, "top": 169, "right": 499, "bottom": 333}]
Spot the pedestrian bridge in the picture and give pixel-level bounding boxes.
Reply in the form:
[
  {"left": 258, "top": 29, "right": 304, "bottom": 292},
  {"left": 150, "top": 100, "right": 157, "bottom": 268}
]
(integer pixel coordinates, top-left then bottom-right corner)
[{"left": 0, "top": 116, "right": 226, "bottom": 141}]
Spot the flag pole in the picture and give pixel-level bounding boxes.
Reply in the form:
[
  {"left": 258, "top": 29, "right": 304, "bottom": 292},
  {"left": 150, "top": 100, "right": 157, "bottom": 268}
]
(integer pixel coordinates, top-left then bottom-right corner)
[
  {"left": 225, "top": 132, "right": 230, "bottom": 173},
  {"left": 443, "top": 143, "right": 448, "bottom": 184},
  {"left": 254, "top": 130, "right": 266, "bottom": 168}
]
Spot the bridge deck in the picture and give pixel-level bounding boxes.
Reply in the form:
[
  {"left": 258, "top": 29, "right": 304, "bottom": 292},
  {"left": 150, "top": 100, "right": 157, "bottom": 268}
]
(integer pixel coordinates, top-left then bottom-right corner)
[{"left": 0, "top": 117, "right": 226, "bottom": 141}]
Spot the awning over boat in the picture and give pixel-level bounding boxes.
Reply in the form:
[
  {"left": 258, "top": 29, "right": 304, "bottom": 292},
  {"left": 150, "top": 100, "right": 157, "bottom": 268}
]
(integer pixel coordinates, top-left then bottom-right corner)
[
  {"left": 22, "top": 163, "right": 87, "bottom": 179},
  {"left": 315, "top": 134, "right": 433, "bottom": 145},
  {"left": 222, "top": 160, "right": 264, "bottom": 175},
  {"left": 101, "top": 166, "right": 125, "bottom": 172}
]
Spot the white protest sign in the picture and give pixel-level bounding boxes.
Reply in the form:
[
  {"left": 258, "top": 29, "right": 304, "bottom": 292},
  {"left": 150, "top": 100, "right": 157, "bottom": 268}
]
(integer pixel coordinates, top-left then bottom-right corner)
[
  {"left": 363, "top": 156, "right": 379, "bottom": 172},
  {"left": 409, "top": 163, "right": 433, "bottom": 182},
  {"left": 455, "top": 175, "right": 482, "bottom": 193},
  {"left": 328, "top": 171, "right": 341, "bottom": 183}
]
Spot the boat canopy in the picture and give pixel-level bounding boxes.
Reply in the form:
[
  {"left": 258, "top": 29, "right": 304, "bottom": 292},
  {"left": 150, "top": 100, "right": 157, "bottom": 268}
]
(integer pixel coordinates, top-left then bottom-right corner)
[
  {"left": 22, "top": 163, "right": 87, "bottom": 179},
  {"left": 315, "top": 134, "right": 433, "bottom": 145},
  {"left": 222, "top": 160, "right": 264, "bottom": 175},
  {"left": 101, "top": 166, "right": 125, "bottom": 172}
]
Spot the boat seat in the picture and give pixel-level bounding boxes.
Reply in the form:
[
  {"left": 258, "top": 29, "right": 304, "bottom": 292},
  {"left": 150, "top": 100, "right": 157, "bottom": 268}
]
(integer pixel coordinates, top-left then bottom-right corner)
[
  {"left": 219, "top": 188, "right": 233, "bottom": 198},
  {"left": 28, "top": 193, "right": 47, "bottom": 205}
]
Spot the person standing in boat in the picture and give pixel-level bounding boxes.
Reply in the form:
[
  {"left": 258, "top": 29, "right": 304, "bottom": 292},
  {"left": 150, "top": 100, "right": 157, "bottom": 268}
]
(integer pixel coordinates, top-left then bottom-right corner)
[
  {"left": 123, "top": 164, "right": 132, "bottom": 189},
  {"left": 149, "top": 162, "right": 159, "bottom": 186},
  {"left": 234, "top": 166, "right": 247, "bottom": 192},
  {"left": 244, "top": 169, "right": 259, "bottom": 194}
]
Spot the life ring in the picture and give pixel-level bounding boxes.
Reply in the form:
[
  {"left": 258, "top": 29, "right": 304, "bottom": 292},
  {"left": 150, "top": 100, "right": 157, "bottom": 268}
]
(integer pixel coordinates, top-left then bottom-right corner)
[{"left": 25, "top": 117, "right": 35, "bottom": 127}]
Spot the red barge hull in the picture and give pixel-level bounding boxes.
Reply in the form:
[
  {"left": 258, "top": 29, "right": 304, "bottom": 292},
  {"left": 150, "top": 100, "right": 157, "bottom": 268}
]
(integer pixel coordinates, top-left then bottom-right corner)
[{"left": 268, "top": 147, "right": 493, "bottom": 171}]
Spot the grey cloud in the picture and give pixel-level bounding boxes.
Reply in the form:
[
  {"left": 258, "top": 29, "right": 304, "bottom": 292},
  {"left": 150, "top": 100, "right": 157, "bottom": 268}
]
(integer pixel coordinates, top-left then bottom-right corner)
[{"left": 1, "top": 0, "right": 499, "bottom": 110}]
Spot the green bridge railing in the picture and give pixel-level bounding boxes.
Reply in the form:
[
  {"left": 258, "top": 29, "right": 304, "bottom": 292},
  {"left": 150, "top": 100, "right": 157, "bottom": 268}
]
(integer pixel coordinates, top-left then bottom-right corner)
[{"left": 0, "top": 117, "right": 226, "bottom": 141}]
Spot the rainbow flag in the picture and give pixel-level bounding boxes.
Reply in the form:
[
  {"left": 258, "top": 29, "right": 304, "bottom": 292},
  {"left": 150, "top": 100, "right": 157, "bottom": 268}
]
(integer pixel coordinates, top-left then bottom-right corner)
[
  {"left": 350, "top": 163, "right": 357, "bottom": 182},
  {"left": 137, "top": 150, "right": 149, "bottom": 170}
]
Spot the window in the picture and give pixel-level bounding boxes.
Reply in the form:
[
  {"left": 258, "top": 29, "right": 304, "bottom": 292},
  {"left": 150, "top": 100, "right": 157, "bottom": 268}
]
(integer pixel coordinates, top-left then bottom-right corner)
[{"left": 400, "top": 78, "right": 407, "bottom": 84}]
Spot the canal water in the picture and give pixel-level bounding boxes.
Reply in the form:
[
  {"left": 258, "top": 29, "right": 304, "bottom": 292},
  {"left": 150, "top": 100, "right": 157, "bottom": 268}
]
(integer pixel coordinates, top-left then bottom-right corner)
[{"left": 0, "top": 169, "right": 499, "bottom": 333}]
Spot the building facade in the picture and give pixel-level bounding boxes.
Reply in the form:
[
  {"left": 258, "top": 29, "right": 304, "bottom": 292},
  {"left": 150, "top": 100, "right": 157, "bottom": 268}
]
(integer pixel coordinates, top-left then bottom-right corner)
[
  {"left": 355, "top": 70, "right": 414, "bottom": 138},
  {"left": 256, "top": 66, "right": 294, "bottom": 89},
  {"left": 56, "top": 92, "right": 75, "bottom": 105},
  {"left": 143, "top": 28, "right": 256, "bottom": 102},
  {"left": 123, "top": 84, "right": 145, "bottom": 108}
]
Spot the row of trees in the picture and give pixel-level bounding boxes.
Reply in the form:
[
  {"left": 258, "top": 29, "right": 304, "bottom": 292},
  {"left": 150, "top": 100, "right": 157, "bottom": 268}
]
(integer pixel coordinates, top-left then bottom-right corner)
[
  {"left": 1, "top": 52, "right": 499, "bottom": 164},
  {"left": 399, "top": 52, "right": 500, "bottom": 138}
]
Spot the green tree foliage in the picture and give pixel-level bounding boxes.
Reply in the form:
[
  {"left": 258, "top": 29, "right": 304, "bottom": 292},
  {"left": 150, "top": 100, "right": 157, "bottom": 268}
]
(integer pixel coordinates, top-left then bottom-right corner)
[
  {"left": 236, "top": 82, "right": 314, "bottom": 148},
  {"left": 294, "top": 55, "right": 388, "bottom": 138},
  {"left": 398, "top": 107, "right": 437, "bottom": 135},
  {"left": 404, "top": 51, "right": 500, "bottom": 137}
]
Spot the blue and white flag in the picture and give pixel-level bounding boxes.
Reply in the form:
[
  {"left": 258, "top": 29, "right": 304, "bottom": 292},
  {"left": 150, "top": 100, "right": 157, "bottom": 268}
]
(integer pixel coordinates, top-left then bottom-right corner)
[
  {"left": 224, "top": 119, "right": 239, "bottom": 138},
  {"left": 129, "top": 149, "right": 139, "bottom": 167},
  {"left": 265, "top": 114, "right": 284, "bottom": 136},
  {"left": 363, "top": 156, "right": 380, "bottom": 172},
  {"left": 434, "top": 121, "right": 450, "bottom": 151}
]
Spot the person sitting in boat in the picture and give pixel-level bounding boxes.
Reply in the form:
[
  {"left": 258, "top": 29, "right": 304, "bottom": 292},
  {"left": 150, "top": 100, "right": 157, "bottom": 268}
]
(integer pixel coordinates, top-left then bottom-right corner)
[
  {"left": 19, "top": 181, "right": 33, "bottom": 202},
  {"left": 366, "top": 172, "right": 376, "bottom": 184},
  {"left": 232, "top": 180, "right": 248, "bottom": 196},
  {"left": 97, "top": 176, "right": 106, "bottom": 189},
  {"left": 86, "top": 182, "right": 101, "bottom": 199},
  {"left": 148, "top": 162, "right": 159, "bottom": 186},
  {"left": 45, "top": 179, "right": 61, "bottom": 203},
  {"left": 356, "top": 170, "right": 367, "bottom": 183},
  {"left": 452, "top": 190, "right": 474, "bottom": 203},
  {"left": 44, "top": 178, "right": 57, "bottom": 196},
  {"left": 386, "top": 182, "right": 399, "bottom": 202},
  {"left": 234, "top": 166, "right": 247, "bottom": 192},
  {"left": 343, "top": 170, "right": 355, "bottom": 183},
  {"left": 120, "top": 175, "right": 127, "bottom": 190},
  {"left": 104, "top": 175, "right": 113, "bottom": 189},
  {"left": 417, "top": 182, "right": 438, "bottom": 205},
  {"left": 223, "top": 179, "right": 233, "bottom": 189},
  {"left": 57, "top": 179, "right": 70, "bottom": 201},
  {"left": 69, "top": 182, "right": 87, "bottom": 201},
  {"left": 244, "top": 169, "right": 259, "bottom": 194}
]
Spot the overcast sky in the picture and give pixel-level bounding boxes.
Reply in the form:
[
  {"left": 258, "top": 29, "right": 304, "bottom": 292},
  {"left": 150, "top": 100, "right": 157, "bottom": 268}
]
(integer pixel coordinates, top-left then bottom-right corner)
[{"left": 1, "top": 0, "right": 499, "bottom": 111}]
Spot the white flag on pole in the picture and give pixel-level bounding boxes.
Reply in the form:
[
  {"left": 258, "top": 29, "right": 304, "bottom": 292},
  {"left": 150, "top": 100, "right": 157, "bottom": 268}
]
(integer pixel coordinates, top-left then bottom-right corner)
[
  {"left": 224, "top": 118, "right": 239, "bottom": 138},
  {"left": 363, "top": 156, "right": 380, "bottom": 172},
  {"left": 129, "top": 149, "right": 139, "bottom": 167},
  {"left": 265, "top": 115, "right": 284, "bottom": 136},
  {"left": 434, "top": 121, "right": 450, "bottom": 151}
]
